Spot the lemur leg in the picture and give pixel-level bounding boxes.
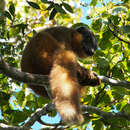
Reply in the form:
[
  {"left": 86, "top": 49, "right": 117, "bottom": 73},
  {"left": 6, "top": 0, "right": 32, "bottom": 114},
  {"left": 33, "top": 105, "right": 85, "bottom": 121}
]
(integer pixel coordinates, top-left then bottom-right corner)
[
  {"left": 77, "top": 64, "right": 101, "bottom": 87},
  {"left": 76, "top": 64, "right": 101, "bottom": 96},
  {"left": 49, "top": 50, "right": 84, "bottom": 124}
]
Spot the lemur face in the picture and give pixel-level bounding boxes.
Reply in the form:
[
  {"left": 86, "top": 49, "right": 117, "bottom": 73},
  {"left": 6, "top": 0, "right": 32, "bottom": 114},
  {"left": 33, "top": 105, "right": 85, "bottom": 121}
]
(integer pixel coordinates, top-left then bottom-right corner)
[{"left": 76, "top": 26, "right": 98, "bottom": 56}]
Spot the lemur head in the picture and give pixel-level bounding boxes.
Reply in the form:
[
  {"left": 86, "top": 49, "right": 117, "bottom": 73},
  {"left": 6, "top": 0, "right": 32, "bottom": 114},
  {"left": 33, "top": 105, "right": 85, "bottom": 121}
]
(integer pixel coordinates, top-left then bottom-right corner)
[{"left": 76, "top": 26, "right": 98, "bottom": 56}]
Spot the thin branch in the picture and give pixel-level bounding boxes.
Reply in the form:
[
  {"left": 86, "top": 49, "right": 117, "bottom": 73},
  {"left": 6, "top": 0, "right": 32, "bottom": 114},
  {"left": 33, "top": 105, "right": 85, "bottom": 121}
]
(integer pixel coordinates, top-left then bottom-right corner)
[
  {"left": 82, "top": 105, "right": 130, "bottom": 121},
  {"left": 93, "top": 85, "right": 106, "bottom": 106},
  {"left": 108, "top": 26, "right": 130, "bottom": 45},
  {"left": 24, "top": 103, "right": 54, "bottom": 127},
  {"left": 98, "top": 76, "right": 130, "bottom": 89},
  {"left": 0, "top": 123, "right": 30, "bottom": 130}
]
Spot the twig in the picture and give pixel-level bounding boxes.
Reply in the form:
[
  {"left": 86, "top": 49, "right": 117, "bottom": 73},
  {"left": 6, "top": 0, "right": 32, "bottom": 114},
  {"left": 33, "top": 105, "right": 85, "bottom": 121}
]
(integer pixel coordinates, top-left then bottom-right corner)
[
  {"left": 108, "top": 26, "right": 130, "bottom": 45},
  {"left": 94, "top": 85, "right": 106, "bottom": 106}
]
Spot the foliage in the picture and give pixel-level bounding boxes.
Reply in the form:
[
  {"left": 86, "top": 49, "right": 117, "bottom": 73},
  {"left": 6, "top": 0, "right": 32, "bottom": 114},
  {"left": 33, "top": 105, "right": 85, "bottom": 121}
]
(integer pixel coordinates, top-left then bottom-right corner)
[{"left": 0, "top": 0, "right": 130, "bottom": 129}]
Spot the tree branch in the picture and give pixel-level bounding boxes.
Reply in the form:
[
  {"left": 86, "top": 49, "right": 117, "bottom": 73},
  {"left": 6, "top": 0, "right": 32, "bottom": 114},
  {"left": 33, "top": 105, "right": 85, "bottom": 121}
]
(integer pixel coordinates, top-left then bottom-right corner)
[
  {"left": 98, "top": 76, "right": 130, "bottom": 89},
  {"left": 0, "top": 56, "right": 53, "bottom": 99},
  {"left": 0, "top": 56, "right": 49, "bottom": 86},
  {"left": 82, "top": 105, "right": 130, "bottom": 121},
  {"left": 37, "top": 118, "right": 61, "bottom": 127},
  {"left": 24, "top": 103, "right": 55, "bottom": 127},
  {"left": 0, "top": 56, "right": 130, "bottom": 89},
  {"left": 0, "top": 103, "right": 129, "bottom": 130},
  {"left": 0, "top": 123, "right": 30, "bottom": 130}
]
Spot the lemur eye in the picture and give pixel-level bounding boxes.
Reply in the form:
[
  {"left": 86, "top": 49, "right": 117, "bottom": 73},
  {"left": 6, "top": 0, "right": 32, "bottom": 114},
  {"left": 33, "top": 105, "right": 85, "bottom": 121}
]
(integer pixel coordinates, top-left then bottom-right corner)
[{"left": 76, "top": 27, "right": 86, "bottom": 33}]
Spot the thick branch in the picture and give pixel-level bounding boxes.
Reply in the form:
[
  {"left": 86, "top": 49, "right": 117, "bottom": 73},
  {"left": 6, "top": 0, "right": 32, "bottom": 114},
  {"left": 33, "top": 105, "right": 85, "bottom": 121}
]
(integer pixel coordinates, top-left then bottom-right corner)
[
  {"left": 0, "top": 56, "right": 49, "bottom": 86},
  {"left": 0, "top": 56, "right": 130, "bottom": 89}
]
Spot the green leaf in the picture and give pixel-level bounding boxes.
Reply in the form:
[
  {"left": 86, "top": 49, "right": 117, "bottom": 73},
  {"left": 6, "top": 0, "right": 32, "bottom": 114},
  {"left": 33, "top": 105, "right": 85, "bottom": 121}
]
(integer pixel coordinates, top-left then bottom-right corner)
[
  {"left": 54, "top": 4, "right": 66, "bottom": 14},
  {"left": 86, "top": 16, "right": 91, "bottom": 19},
  {"left": 123, "top": 0, "right": 129, "bottom": 3},
  {"left": 41, "top": 0, "right": 48, "bottom": 3},
  {"left": 123, "top": 104, "right": 130, "bottom": 114},
  {"left": 120, "top": 25, "right": 130, "bottom": 34},
  {"left": 9, "top": 3, "right": 15, "bottom": 16},
  {"left": 26, "top": 101, "right": 37, "bottom": 108},
  {"left": 71, "top": 23, "right": 89, "bottom": 28},
  {"left": 49, "top": 8, "right": 57, "bottom": 20},
  {"left": 0, "top": 92, "right": 10, "bottom": 106},
  {"left": 107, "top": 118, "right": 128, "bottom": 129},
  {"left": 26, "top": 93, "right": 35, "bottom": 101},
  {"left": 90, "top": 0, "right": 97, "bottom": 6},
  {"left": 12, "top": 110, "right": 28, "bottom": 124},
  {"left": 16, "top": 91, "right": 25, "bottom": 106},
  {"left": 84, "top": 95, "right": 95, "bottom": 105},
  {"left": 0, "top": 74, "right": 4, "bottom": 79},
  {"left": 102, "top": 11, "right": 109, "bottom": 18},
  {"left": 37, "top": 96, "right": 49, "bottom": 107},
  {"left": 109, "top": 15, "right": 121, "bottom": 25},
  {"left": 27, "top": 1, "right": 40, "bottom": 9},
  {"left": 62, "top": 2, "right": 73, "bottom": 13},
  {"left": 15, "top": 23, "right": 28, "bottom": 28},
  {"left": 4, "top": 11, "right": 12, "bottom": 20},
  {"left": 112, "top": 64, "right": 124, "bottom": 79},
  {"left": 98, "top": 92, "right": 111, "bottom": 105},
  {"left": 112, "top": 6, "right": 127, "bottom": 14},
  {"left": 91, "top": 18, "right": 102, "bottom": 32},
  {"left": 48, "top": 110, "right": 57, "bottom": 117},
  {"left": 41, "top": 0, "right": 52, "bottom": 4},
  {"left": 103, "top": 30, "right": 113, "bottom": 40},
  {"left": 0, "top": 19, "right": 5, "bottom": 25},
  {"left": 93, "top": 120, "right": 104, "bottom": 130},
  {"left": 14, "top": 23, "right": 28, "bottom": 35},
  {"left": 7, "top": 31, "right": 10, "bottom": 39},
  {"left": 99, "top": 30, "right": 113, "bottom": 50},
  {"left": 46, "top": 3, "right": 54, "bottom": 11},
  {"left": 97, "top": 58, "right": 110, "bottom": 75}
]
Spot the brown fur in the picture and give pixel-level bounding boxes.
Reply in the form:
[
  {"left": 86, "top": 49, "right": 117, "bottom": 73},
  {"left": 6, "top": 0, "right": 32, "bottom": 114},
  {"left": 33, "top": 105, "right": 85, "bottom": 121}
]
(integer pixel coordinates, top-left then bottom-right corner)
[{"left": 21, "top": 26, "right": 100, "bottom": 124}]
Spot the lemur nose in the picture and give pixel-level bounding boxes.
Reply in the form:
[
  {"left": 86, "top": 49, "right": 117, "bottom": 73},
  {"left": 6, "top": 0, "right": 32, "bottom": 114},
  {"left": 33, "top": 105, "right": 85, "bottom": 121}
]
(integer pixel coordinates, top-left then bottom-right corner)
[
  {"left": 87, "top": 48, "right": 95, "bottom": 56},
  {"left": 91, "top": 48, "right": 94, "bottom": 54}
]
